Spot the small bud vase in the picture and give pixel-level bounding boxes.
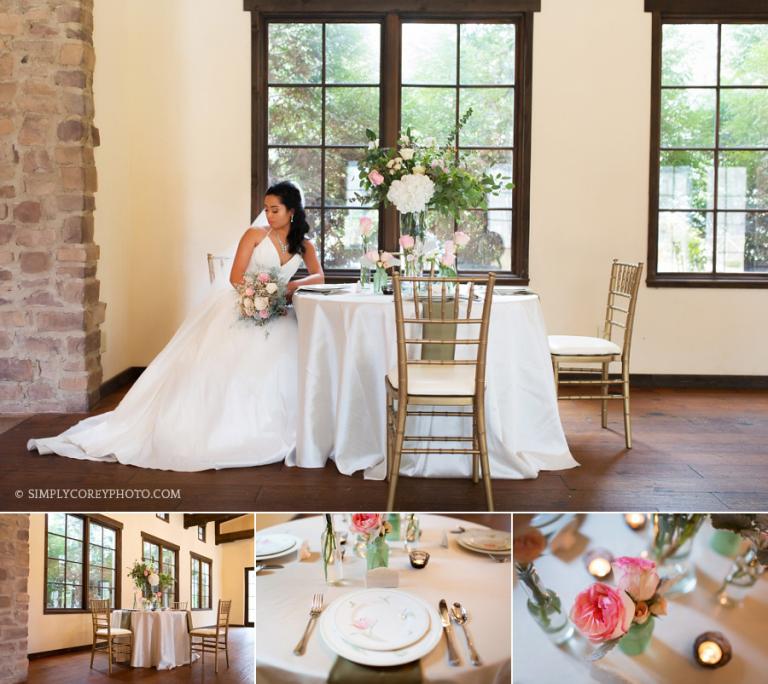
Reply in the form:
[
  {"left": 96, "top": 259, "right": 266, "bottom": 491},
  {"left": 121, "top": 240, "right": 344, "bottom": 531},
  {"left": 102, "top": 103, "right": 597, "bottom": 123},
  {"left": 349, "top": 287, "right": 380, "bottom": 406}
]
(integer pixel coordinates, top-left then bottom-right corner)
[
  {"left": 618, "top": 619, "right": 655, "bottom": 656},
  {"left": 515, "top": 563, "right": 573, "bottom": 644},
  {"left": 366, "top": 535, "right": 389, "bottom": 571}
]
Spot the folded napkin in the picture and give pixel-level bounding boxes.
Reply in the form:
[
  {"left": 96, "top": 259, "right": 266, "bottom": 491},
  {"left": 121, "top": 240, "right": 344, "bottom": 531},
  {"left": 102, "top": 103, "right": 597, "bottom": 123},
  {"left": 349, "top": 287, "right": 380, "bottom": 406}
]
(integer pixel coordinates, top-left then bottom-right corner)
[{"left": 329, "top": 657, "right": 422, "bottom": 684}]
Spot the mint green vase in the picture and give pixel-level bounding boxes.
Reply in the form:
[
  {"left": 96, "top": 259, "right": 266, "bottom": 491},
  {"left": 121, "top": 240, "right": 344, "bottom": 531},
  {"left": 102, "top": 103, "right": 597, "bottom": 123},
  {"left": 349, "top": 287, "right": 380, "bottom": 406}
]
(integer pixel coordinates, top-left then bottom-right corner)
[
  {"left": 366, "top": 536, "right": 389, "bottom": 570},
  {"left": 618, "top": 619, "right": 654, "bottom": 656}
]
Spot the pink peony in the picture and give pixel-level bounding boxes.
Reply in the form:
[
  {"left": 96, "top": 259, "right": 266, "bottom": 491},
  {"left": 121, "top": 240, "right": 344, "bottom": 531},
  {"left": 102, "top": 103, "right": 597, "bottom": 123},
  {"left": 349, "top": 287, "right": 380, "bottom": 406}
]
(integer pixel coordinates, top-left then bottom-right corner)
[
  {"left": 359, "top": 216, "right": 374, "bottom": 237},
  {"left": 259, "top": 310, "right": 269, "bottom": 319},
  {"left": 399, "top": 235, "right": 415, "bottom": 250},
  {"left": 570, "top": 583, "right": 635, "bottom": 643},
  {"left": 368, "top": 170, "right": 384, "bottom": 186},
  {"left": 612, "top": 557, "right": 660, "bottom": 602},
  {"left": 454, "top": 231, "right": 470, "bottom": 247},
  {"left": 350, "top": 513, "right": 382, "bottom": 535},
  {"left": 245, "top": 287, "right": 255, "bottom": 297},
  {"left": 257, "top": 272, "right": 270, "bottom": 284}
]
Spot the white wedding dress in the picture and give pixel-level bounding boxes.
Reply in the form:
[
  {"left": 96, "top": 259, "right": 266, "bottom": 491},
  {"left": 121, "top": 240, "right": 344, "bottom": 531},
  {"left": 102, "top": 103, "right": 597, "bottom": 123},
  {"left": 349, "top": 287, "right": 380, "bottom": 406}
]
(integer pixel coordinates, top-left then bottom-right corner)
[{"left": 28, "top": 232, "right": 303, "bottom": 470}]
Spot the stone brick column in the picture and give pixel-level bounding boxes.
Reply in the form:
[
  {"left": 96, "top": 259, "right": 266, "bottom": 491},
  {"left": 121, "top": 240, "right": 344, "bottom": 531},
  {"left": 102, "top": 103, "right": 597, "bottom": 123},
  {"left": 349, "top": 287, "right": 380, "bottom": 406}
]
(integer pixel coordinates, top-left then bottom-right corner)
[
  {"left": 0, "top": 0, "right": 104, "bottom": 412},
  {"left": 0, "top": 515, "right": 30, "bottom": 684}
]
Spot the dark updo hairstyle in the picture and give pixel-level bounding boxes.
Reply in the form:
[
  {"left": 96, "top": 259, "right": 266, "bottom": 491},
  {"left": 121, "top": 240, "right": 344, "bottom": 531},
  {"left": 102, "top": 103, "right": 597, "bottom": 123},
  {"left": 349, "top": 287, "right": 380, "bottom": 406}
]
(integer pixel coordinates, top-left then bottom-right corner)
[{"left": 265, "top": 181, "right": 310, "bottom": 256}]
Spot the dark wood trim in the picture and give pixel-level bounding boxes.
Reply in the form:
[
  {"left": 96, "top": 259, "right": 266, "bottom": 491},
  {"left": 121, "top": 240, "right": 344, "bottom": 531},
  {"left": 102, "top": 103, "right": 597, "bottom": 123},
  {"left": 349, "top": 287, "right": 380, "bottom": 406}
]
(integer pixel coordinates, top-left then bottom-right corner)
[
  {"left": 98, "top": 367, "right": 143, "bottom": 400},
  {"left": 564, "top": 372, "right": 768, "bottom": 390},
  {"left": 245, "top": 1, "right": 541, "bottom": 12},
  {"left": 156, "top": 513, "right": 170, "bottom": 523},
  {"left": 244, "top": 567, "right": 254, "bottom": 627},
  {"left": 141, "top": 532, "right": 180, "bottom": 604},
  {"left": 381, "top": 12, "right": 401, "bottom": 253},
  {"left": 645, "top": 0, "right": 768, "bottom": 15},
  {"left": 28, "top": 644, "right": 92, "bottom": 659},
  {"left": 215, "top": 528, "right": 255, "bottom": 545},
  {"left": 184, "top": 514, "right": 241, "bottom": 528},
  {"left": 648, "top": 274, "right": 768, "bottom": 288},
  {"left": 141, "top": 532, "right": 180, "bottom": 553},
  {"left": 190, "top": 552, "right": 213, "bottom": 611},
  {"left": 44, "top": 514, "right": 122, "bottom": 615},
  {"left": 197, "top": 524, "right": 207, "bottom": 543}
]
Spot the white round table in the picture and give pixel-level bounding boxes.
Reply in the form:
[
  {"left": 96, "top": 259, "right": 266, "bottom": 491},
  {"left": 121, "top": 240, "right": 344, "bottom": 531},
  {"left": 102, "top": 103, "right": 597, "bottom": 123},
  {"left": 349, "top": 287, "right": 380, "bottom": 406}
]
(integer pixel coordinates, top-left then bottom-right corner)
[
  {"left": 292, "top": 289, "right": 578, "bottom": 480},
  {"left": 112, "top": 609, "right": 192, "bottom": 670},
  {"left": 514, "top": 516, "right": 768, "bottom": 683},
  {"left": 255, "top": 514, "right": 511, "bottom": 683}
]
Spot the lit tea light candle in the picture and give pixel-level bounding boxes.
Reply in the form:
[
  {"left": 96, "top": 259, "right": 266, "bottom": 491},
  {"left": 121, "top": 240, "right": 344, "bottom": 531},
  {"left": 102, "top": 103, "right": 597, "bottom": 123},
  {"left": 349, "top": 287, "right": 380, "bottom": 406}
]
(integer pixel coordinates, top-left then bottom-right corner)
[
  {"left": 584, "top": 549, "right": 614, "bottom": 579},
  {"left": 694, "top": 632, "right": 732, "bottom": 669},
  {"left": 624, "top": 513, "right": 647, "bottom": 531},
  {"left": 409, "top": 550, "right": 430, "bottom": 569}
]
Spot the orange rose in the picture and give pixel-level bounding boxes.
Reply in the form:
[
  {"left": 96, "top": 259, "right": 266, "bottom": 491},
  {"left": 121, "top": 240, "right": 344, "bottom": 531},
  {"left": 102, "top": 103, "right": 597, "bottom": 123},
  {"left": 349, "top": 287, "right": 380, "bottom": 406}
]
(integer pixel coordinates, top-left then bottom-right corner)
[{"left": 513, "top": 527, "right": 547, "bottom": 564}]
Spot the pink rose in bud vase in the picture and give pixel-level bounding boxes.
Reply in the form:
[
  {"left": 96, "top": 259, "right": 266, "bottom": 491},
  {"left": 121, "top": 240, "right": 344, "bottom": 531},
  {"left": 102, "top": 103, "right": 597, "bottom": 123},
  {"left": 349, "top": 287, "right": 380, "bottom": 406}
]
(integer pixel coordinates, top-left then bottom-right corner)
[
  {"left": 612, "top": 557, "right": 660, "bottom": 602},
  {"left": 570, "top": 583, "right": 635, "bottom": 642},
  {"left": 444, "top": 240, "right": 455, "bottom": 254},
  {"left": 650, "top": 595, "right": 667, "bottom": 617},
  {"left": 359, "top": 216, "right": 374, "bottom": 237},
  {"left": 454, "top": 231, "right": 470, "bottom": 247},
  {"left": 368, "top": 170, "right": 384, "bottom": 186},
  {"left": 633, "top": 601, "right": 651, "bottom": 624},
  {"left": 350, "top": 513, "right": 382, "bottom": 535},
  {"left": 399, "top": 235, "right": 415, "bottom": 250},
  {"left": 441, "top": 251, "right": 456, "bottom": 268}
]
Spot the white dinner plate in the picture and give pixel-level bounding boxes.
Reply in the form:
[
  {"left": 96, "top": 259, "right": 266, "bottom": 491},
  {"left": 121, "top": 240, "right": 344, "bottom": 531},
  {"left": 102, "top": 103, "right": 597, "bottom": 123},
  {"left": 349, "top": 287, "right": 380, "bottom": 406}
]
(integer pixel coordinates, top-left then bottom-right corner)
[
  {"left": 320, "top": 591, "right": 442, "bottom": 667},
  {"left": 456, "top": 529, "right": 511, "bottom": 554},
  {"left": 255, "top": 533, "right": 298, "bottom": 560},
  {"left": 297, "top": 284, "right": 350, "bottom": 293},
  {"left": 333, "top": 589, "right": 431, "bottom": 652}
]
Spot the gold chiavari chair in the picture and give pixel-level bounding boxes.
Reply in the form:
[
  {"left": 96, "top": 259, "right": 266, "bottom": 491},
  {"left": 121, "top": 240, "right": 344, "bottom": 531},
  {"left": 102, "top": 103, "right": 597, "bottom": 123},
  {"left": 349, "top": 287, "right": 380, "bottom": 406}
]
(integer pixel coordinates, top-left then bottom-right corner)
[
  {"left": 190, "top": 599, "right": 231, "bottom": 673},
  {"left": 171, "top": 601, "right": 188, "bottom": 610},
  {"left": 89, "top": 599, "right": 132, "bottom": 675},
  {"left": 386, "top": 272, "right": 497, "bottom": 511},
  {"left": 548, "top": 260, "right": 643, "bottom": 448}
]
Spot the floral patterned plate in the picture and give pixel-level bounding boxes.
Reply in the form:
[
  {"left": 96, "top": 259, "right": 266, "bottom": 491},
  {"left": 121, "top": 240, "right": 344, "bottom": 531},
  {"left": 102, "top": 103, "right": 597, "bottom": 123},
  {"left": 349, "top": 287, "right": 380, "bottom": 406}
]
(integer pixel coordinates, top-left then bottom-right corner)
[
  {"left": 255, "top": 533, "right": 298, "bottom": 560},
  {"left": 456, "top": 529, "right": 512, "bottom": 554},
  {"left": 320, "top": 591, "right": 442, "bottom": 666},
  {"left": 333, "top": 589, "right": 431, "bottom": 651}
]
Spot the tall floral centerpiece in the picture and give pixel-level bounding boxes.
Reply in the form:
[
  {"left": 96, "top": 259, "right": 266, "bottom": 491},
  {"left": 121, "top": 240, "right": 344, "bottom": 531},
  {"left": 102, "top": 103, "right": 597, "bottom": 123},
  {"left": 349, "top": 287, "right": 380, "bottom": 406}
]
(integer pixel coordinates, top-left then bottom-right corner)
[
  {"left": 128, "top": 560, "right": 173, "bottom": 610},
  {"left": 514, "top": 527, "right": 573, "bottom": 644},
  {"left": 571, "top": 557, "right": 669, "bottom": 658},
  {"left": 356, "top": 109, "right": 511, "bottom": 276}
]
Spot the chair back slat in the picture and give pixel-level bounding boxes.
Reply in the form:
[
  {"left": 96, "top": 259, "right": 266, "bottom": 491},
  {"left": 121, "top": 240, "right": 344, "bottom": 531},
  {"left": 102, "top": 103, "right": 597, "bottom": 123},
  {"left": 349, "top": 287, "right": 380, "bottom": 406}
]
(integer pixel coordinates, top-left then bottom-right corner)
[
  {"left": 602, "top": 260, "right": 643, "bottom": 358},
  {"left": 392, "top": 273, "right": 496, "bottom": 396},
  {"left": 90, "top": 598, "right": 111, "bottom": 635},
  {"left": 217, "top": 599, "right": 232, "bottom": 630}
]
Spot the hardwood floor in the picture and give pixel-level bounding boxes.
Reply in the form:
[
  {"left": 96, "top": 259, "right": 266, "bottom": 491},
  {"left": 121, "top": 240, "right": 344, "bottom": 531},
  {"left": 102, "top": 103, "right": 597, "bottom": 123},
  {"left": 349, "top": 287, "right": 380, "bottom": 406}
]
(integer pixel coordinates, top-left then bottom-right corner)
[
  {"left": 1, "top": 387, "right": 767, "bottom": 512},
  {"left": 26, "top": 626, "right": 254, "bottom": 683}
]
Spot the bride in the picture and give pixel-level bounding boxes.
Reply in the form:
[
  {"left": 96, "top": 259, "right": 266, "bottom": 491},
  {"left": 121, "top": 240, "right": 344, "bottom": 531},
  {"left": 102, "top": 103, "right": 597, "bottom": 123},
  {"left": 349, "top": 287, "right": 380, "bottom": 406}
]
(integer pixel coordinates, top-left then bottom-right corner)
[{"left": 28, "top": 181, "right": 324, "bottom": 470}]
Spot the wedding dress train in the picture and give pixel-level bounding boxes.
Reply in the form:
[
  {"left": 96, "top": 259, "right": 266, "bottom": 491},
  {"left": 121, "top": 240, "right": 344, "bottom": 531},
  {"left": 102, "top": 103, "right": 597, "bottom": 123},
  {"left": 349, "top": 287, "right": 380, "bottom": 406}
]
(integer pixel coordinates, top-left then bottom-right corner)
[{"left": 28, "top": 235, "right": 303, "bottom": 470}]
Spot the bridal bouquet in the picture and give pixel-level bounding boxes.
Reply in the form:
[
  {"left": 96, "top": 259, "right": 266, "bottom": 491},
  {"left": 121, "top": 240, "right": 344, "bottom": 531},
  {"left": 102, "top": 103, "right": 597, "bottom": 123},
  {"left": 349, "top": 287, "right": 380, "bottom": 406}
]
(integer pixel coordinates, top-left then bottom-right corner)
[
  {"left": 571, "top": 556, "right": 668, "bottom": 659},
  {"left": 236, "top": 270, "right": 288, "bottom": 326}
]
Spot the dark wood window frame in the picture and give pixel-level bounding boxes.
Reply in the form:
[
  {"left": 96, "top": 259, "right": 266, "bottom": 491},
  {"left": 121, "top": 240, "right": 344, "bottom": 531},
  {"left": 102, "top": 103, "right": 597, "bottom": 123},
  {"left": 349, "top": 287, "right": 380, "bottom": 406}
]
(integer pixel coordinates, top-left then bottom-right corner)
[
  {"left": 141, "top": 532, "right": 180, "bottom": 604},
  {"left": 197, "top": 524, "right": 206, "bottom": 542},
  {"left": 44, "top": 514, "right": 123, "bottom": 615},
  {"left": 245, "top": 0, "right": 539, "bottom": 284},
  {"left": 190, "top": 552, "right": 213, "bottom": 611},
  {"left": 646, "top": 0, "right": 768, "bottom": 288},
  {"left": 156, "top": 513, "right": 170, "bottom": 523},
  {"left": 245, "top": 566, "right": 255, "bottom": 627}
]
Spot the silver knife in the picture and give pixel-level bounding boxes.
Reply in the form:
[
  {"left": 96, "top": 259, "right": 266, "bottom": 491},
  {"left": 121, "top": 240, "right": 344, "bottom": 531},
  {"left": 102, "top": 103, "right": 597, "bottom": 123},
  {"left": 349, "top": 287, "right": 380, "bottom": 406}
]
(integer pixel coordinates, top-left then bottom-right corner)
[{"left": 439, "top": 599, "right": 461, "bottom": 666}]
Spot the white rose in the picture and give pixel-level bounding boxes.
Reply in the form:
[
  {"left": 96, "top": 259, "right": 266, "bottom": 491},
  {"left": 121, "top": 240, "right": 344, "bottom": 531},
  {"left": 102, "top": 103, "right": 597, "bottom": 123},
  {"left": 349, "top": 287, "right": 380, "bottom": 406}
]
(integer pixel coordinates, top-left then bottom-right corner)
[
  {"left": 367, "top": 138, "right": 379, "bottom": 150},
  {"left": 254, "top": 296, "right": 269, "bottom": 311},
  {"left": 148, "top": 573, "right": 160, "bottom": 587},
  {"left": 399, "top": 135, "right": 410, "bottom": 145},
  {"left": 399, "top": 148, "right": 414, "bottom": 161},
  {"left": 386, "top": 173, "right": 435, "bottom": 213},
  {"left": 266, "top": 282, "right": 278, "bottom": 294}
]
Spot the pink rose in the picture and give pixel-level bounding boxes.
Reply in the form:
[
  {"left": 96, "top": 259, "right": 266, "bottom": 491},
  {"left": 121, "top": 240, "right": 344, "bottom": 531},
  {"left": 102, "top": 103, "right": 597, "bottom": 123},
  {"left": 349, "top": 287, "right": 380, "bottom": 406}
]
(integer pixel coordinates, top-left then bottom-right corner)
[
  {"left": 441, "top": 251, "right": 456, "bottom": 267},
  {"left": 633, "top": 600, "right": 650, "bottom": 625},
  {"left": 399, "top": 235, "right": 415, "bottom": 250},
  {"left": 259, "top": 310, "right": 269, "bottom": 319},
  {"left": 360, "top": 216, "right": 374, "bottom": 237},
  {"left": 350, "top": 513, "right": 382, "bottom": 535},
  {"left": 257, "top": 272, "right": 270, "bottom": 284},
  {"left": 443, "top": 240, "right": 455, "bottom": 254},
  {"left": 570, "top": 583, "right": 635, "bottom": 642},
  {"left": 612, "top": 557, "right": 660, "bottom": 602},
  {"left": 650, "top": 595, "right": 667, "bottom": 617},
  {"left": 454, "top": 231, "right": 470, "bottom": 247},
  {"left": 368, "top": 170, "right": 384, "bottom": 186},
  {"left": 364, "top": 249, "right": 380, "bottom": 264},
  {"left": 245, "top": 287, "right": 255, "bottom": 296}
]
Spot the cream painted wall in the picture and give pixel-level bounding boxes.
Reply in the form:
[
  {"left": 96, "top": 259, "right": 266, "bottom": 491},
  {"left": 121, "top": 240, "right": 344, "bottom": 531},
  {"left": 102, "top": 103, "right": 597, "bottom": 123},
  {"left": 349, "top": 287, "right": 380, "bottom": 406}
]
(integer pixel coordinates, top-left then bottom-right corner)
[
  {"left": 93, "top": 0, "right": 768, "bottom": 378},
  {"left": 27, "top": 513, "right": 251, "bottom": 654}
]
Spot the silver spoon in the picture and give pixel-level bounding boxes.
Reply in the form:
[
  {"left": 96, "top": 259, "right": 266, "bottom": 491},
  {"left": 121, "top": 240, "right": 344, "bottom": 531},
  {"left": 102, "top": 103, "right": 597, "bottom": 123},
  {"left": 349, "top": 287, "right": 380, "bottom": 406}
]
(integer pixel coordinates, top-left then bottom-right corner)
[
  {"left": 451, "top": 602, "right": 481, "bottom": 666},
  {"left": 255, "top": 564, "right": 284, "bottom": 573},
  {"left": 486, "top": 553, "right": 510, "bottom": 563}
]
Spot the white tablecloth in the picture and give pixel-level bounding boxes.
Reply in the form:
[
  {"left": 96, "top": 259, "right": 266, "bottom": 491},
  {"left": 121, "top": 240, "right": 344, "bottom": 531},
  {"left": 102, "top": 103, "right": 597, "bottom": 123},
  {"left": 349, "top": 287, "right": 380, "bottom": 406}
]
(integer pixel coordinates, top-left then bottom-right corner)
[
  {"left": 292, "top": 290, "right": 578, "bottom": 479},
  {"left": 255, "top": 514, "right": 511, "bottom": 683},
  {"left": 112, "top": 609, "right": 191, "bottom": 670},
  {"left": 513, "top": 516, "right": 768, "bottom": 683}
]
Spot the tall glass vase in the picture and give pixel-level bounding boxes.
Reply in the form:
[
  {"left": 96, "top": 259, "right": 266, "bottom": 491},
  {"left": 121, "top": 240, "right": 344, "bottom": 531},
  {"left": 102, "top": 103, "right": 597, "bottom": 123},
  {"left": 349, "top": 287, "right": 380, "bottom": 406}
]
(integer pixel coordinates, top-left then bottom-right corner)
[
  {"left": 716, "top": 544, "right": 765, "bottom": 607},
  {"left": 648, "top": 514, "right": 705, "bottom": 596},
  {"left": 321, "top": 517, "right": 344, "bottom": 585},
  {"left": 515, "top": 563, "right": 573, "bottom": 644}
]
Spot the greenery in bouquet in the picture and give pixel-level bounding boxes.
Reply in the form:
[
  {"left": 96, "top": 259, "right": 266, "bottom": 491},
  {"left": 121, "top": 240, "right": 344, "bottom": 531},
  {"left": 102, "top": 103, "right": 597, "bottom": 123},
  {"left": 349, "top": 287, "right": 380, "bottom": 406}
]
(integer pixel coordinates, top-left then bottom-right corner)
[
  {"left": 711, "top": 514, "right": 768, "bottom": 566},
  {"left": 128, "top": 560, "right": 173, "bottom": 597},
  {"left": 356, "top": 108, "right": 512, "bottom": 237},
  {"left": 650, "top": 513, "right": 705, "bottom": 563},
  {"left": 236, "top": 269, "right": 288, "bottom": 327}
]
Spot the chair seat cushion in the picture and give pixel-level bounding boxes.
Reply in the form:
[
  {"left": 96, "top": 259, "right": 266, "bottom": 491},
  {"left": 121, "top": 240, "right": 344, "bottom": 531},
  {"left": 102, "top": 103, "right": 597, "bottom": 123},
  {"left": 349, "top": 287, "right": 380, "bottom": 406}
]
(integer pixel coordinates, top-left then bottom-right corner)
[
  {"left": 387, "top": 365, "right": 476, "bottom": 396},
  {"left": 96, "top": 628, "right": 132, "bottom": 637},
  {"left": 190, "top": 627, "right": 218, "bottom": 636},
  {"left": 548, "top": 335, "right": 621, "bottom": 356}
]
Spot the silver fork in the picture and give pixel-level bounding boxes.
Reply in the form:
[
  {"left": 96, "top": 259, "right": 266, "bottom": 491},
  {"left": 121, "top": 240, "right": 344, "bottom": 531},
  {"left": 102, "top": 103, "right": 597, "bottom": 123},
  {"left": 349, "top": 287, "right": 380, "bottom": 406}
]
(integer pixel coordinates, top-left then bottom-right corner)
[
  {"left": 486, "top": 553, "right": 510, "bottom": 563},
  {"left": 293, "top": 593, "right": 323, "bottom": 656}
]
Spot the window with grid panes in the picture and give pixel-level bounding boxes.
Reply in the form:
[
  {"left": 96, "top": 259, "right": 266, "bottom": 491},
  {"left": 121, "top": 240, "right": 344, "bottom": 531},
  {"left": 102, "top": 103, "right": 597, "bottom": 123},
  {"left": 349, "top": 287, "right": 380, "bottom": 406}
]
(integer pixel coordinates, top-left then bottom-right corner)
[
  {"left": 647, "top": 1, "right": 768, "bottom": 285},
  {"left": 191, "top": 554, "right": 212, "bottom": 610},
  {"left": 141, "top": 535, "right": 178, "bottom": 606},
  {"left": 253, "top": 2, "right": 537, "bottom": 283},
  {"left": 45, "top": 514, "right": 121, "bottom": 612}
]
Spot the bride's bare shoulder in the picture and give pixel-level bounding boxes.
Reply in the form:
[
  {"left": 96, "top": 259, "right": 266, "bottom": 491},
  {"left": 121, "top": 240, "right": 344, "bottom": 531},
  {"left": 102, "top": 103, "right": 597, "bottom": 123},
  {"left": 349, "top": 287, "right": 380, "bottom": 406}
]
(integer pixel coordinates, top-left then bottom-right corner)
[{"left": 241, "top": 226, "right": 268, "bottom": 245}]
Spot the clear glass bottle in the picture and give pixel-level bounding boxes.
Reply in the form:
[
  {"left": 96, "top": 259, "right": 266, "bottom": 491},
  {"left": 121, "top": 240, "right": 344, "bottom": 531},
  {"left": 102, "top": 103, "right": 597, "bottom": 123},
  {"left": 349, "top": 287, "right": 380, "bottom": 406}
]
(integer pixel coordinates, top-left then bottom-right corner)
[
  {"left": 648, "top": 514, "right": 704, "bottom": 596},
  {"left": 717, "top": 544, "right": 764, "bottom": 607},
  {"left": 516, "top": 563, "right": 574, "bottom": 644}
]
